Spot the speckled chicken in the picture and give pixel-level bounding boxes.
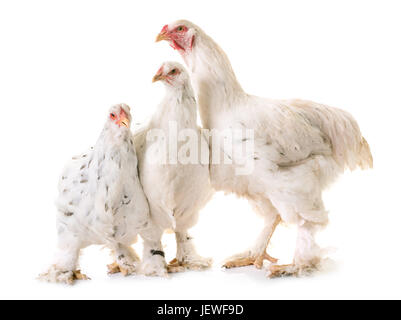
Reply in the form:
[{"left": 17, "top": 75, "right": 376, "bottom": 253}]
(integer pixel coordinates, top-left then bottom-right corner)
[{"left": 39, "top": 104, "right": 166, "bottom": 284}]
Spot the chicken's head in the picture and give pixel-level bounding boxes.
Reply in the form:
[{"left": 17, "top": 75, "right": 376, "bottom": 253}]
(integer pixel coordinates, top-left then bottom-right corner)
[
  {"left": 152, "top": 62, "right": 189, "bottom": 88},
  {"left": 107, "top": 103, "right": 131, "bottom": 130},
  {"left": 156, "top": 20, "right": 197, "bottom": 53}
]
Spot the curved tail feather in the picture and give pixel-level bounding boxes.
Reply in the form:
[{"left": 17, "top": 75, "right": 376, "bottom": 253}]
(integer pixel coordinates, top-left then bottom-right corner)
[{"left": 290, "top": 99, "right": 373, "bottom": 171}]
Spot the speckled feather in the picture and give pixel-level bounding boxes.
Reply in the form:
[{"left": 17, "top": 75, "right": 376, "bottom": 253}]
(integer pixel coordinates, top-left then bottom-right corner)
[
  {"left": 56, "top": 104, "right": 148, "bottom": 246},
  {"left": 40, "top": 104, "right": 168, "bottom": 283}
]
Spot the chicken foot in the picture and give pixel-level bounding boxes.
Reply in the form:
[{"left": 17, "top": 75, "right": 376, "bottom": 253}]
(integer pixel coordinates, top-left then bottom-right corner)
[{"left": 223, "top": 215, "right": 280, "bottom": 269}]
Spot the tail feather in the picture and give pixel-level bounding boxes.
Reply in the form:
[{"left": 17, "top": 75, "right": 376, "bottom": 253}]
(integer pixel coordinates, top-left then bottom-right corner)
[
  {"left": 290, "top": 99, "right": 373, "bottom": 171},
  {"left": 358, "top": 137, "right": 373, "bottom": 170}
]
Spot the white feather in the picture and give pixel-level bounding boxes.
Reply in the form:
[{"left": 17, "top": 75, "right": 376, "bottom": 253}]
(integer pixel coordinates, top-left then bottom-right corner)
[
  {"left": 163, "top": 20, "right": 373, "bottom": 274},
  {"left": 134, "top": 62, "right": 214, "bottom": 270}
]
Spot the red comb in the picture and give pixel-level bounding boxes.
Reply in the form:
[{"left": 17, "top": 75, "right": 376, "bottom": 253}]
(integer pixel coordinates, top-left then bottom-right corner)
[
  {"left": 156, "top": 65, "right": 164, "bottom": 75},
  {"left": 161, "top": 25, "right": 168, "bottom": 33}
]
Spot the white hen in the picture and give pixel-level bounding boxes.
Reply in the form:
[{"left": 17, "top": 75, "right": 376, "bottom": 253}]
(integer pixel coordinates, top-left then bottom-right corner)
[
  {"left": 40, "top": 104, "right": 166, "bottom": 284},
  {"left": 134, "top": 62, "right": 214, "bottom": 272},
  {"left": 157, "top": 20, "right": 373, "bottom": 277}
]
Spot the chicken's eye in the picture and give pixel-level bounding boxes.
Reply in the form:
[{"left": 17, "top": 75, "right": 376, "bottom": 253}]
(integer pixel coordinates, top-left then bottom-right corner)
[
  {"left": 177, "top": 26, "right": 184, "bottom": 32},
  {"left": 169, "top": 69, "right": 177, "bottom": 75},
  {"left": 110, "top": 113, "right": 116, "bottom": 119}
]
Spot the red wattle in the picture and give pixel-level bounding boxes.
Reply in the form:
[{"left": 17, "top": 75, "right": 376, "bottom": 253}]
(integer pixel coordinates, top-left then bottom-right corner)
[
  {"left": 190, "top": 35, "right": 195, "bottom": 50},
  {"left": 171, "top": 40, "right": 184, "bottom": 51}
]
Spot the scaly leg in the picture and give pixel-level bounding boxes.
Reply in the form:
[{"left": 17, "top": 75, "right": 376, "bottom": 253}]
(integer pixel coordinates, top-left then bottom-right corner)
[
  {"left": 223, "top": 216, "right": 279, "bottom": 269},
  {"left": 223, "top": 199, "right": 280, "bottom": 269}
]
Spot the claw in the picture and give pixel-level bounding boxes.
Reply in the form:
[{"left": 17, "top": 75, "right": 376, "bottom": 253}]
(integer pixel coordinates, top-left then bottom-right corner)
[
  {"left": 107, "top": 262, "right": 121, "bottom": 274},
  {"left": 268, "top": 264, "right": 305, "bottom": 278},
  {"left": 268, "top": 261, "right": 321, "bottom": 278},
  {"left": 223, "top": 252, "right": 278, "bottom": 269},
  {"left": 167, "top": 258, "right": 185, "bottom": 273},
  {"left": 72, "top": 270, "right": 90, "bottom": 281},
  {"left": 167, "top": 257, "right": 212, "bottom": 273},
  {"left": 107, "top": 262, "right": 134, "bottom": 276},
  {"left": 223, "top": 257, "right": 256, "bottom": 269},
  {"left": 254, "top": 252, "right": 278, "bottom": 269},
  {"left": 167, "top": 264, "right": 186, "bottom": 273},
  {"left": 38, "top": 266, "right": 90, "bottom": 285}
]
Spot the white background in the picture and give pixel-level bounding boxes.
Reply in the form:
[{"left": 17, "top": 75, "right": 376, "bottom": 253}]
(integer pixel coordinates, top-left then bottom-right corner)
[{"left": 0, "top": 0, "right": 400, "bottom": 300}]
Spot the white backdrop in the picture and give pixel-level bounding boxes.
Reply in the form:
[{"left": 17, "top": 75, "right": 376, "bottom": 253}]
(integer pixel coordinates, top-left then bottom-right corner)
[{"left": 0, "top": 0, "right": 400, "bottom": 299}]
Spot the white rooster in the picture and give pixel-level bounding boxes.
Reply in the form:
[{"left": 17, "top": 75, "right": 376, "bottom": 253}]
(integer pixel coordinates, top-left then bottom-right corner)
[
  {"left": 156, "top": 20, "right": 373, "bottom": 277},
  {"left": 132, "top": 62, "right": 214, "bottom": 272},
  {"left": 40, "top": 104, "right": 166, "bottom": 284}
]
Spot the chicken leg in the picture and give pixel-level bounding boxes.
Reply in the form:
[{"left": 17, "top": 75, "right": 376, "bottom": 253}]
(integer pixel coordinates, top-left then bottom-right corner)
[
  {"left": 107, "top": 243, "right": 140, "bottom": 276},
  {"left": 268, "top": 220, "right": 322, "bottom": 278},
  {"left": 223, "top": 215, "right": 280, "bottom": 269},
  {"left": 167, "top": 232, "right": 213, "bottom": 273}
]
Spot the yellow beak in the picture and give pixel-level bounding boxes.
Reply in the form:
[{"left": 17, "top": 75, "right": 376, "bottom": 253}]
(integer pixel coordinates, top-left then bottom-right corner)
[
  {"left": 117, "top": 115, "right": 130, "bottom": 128},
  {"left": 156, "top": 32, "right": 169, "bottom": 43},
  {"left": 152, "top": 73, "right": 165, "bottom": 83}
]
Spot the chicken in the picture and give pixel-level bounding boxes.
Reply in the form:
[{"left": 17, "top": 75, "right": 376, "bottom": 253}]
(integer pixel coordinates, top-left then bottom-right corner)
[
  {"left": 39, "top": 104, "right": 166, "bottom": 284},
  {"left": 133, "top": 62, "right": 214, "bottom": 273},
  {"left": 156, "top": 20, "right": 373, "bottom": 277}
]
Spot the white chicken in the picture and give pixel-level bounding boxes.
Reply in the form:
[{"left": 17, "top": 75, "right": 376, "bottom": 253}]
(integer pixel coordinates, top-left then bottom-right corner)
[
  {"left": 132, "top": 62, "right": 214, "bottom": 272},
  {"left": 40, "top": 104, "right": 166, "bottom": 284},
  {"left": 156, "top": 20, "right": 373, "bottom": 277}
]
